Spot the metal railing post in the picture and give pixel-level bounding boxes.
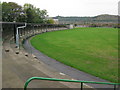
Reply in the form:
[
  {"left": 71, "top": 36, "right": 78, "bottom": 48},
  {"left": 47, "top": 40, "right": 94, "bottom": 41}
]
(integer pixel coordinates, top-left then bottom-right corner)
[
  {"left": 81, "top": 82, "right": 83, "bottom": 90},
  {"left": 114, "top": 85, "right": 116, "bottom": 90}
]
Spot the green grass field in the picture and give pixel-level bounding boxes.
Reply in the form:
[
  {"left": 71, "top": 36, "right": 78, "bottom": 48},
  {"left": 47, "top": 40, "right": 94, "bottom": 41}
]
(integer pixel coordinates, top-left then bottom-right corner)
[{"left": 30, "top": 27, "right": 118, "bottom": 83}]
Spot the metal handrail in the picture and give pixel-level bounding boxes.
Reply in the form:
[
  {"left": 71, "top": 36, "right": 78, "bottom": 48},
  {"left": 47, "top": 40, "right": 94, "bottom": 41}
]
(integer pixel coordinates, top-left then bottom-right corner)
[{"left": 24, "top": 77, "right": 120, "bottom": 90}]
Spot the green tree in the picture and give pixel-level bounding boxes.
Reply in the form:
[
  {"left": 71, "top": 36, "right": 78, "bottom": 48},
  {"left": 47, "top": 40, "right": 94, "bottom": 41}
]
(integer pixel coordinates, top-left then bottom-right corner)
[
  {"left": 45, "top": 19, "right": 55, "bottom": 24},
  {"left": 24, "top": 3, "right": 48, "bottom": 23},
  {"left": 2, "top": 2, "right": 49, "bottom": 23},
  {"left": 0, "top": 2, "right": 2, "bottom": 21},
  {"left": 2, "top": 2, "right": 25, "bottom": 22}
]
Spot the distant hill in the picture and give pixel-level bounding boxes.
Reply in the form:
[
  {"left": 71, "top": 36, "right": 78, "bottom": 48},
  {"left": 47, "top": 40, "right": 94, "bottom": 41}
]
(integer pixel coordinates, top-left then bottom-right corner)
[
  {"left": 53, "top": 14, "right": 118, "bottom": 24},
  {"left": 93, "top": 14, "right": 118, "bottom": 22}
]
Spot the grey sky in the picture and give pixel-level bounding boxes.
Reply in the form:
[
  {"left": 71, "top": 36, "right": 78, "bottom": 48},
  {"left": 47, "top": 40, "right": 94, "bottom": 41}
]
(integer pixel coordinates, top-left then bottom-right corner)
[{"left": 1, "top": 0, "right": 119, "bottom": 17}]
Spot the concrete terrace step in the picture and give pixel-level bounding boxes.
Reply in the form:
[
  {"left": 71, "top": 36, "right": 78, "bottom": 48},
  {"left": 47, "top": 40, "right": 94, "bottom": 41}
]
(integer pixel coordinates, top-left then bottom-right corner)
[{"left": 3, "top": 37, "right": 85, "bottom": 89}]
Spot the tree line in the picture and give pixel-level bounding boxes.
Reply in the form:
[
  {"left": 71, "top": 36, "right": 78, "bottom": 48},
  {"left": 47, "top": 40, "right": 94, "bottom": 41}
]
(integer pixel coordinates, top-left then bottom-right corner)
[{"left": 1, "top": 2, "right": 54, "bottom": 24}]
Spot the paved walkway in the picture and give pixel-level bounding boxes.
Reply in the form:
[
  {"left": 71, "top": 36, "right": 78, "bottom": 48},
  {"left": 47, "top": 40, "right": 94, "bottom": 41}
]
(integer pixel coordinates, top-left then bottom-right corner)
[{"left": 23, "top": 36, "right": 115, "bottom": 88}]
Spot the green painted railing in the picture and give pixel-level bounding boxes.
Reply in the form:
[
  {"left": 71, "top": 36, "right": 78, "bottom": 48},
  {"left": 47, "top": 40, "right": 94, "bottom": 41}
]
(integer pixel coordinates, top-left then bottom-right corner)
[{"left": 24, "top": 77, "right": 120, "bottom": 90}]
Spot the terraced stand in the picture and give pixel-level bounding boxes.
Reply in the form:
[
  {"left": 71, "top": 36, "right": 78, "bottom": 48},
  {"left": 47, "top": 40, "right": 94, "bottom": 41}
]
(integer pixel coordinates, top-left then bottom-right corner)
[
  {"left": 2, "top": 22, "right": 120, "bottom": 89},
  {"left": 2, "top": 22, "right": 83, "bottom": 89}
]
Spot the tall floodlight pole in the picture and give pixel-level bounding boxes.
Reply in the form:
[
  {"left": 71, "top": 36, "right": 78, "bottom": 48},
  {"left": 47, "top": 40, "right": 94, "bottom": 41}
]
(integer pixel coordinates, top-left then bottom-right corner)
[{"left": 16, "top": 23, "right": 27, "bottom": 48}]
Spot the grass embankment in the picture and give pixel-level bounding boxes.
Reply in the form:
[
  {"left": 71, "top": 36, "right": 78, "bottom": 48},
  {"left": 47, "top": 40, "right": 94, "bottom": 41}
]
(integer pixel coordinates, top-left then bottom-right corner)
[{"left": 30, "top": 27, "right": 118, "bottom": 83}]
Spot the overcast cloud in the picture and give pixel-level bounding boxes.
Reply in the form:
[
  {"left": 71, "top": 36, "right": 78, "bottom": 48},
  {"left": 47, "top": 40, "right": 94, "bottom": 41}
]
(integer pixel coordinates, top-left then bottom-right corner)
[{"left": 1, "top": 0, "right": 119, "bottom": 17}]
